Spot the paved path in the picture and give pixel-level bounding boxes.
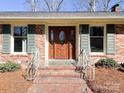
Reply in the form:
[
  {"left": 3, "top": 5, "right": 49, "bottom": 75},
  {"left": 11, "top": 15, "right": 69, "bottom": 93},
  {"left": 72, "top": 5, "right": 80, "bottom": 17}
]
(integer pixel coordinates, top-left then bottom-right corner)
[{"left": 26, "top": 67, "right": 93, "bottom": 93}]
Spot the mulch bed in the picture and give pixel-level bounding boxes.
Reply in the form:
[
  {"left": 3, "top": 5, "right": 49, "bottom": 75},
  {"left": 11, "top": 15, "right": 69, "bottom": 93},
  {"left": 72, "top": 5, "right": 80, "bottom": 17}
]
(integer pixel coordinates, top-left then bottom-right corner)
[
  {"left": 87, "top": 67, "right": 124, "bottom": 93},
  {"left": 0, "top": 69, "right": 32, "bottom": 93}
]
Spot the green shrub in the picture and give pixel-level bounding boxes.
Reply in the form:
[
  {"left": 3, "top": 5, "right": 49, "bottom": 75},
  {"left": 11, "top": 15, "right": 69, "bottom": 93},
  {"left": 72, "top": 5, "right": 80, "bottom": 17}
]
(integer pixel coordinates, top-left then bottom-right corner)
[
  {"left": 0, "top": 61, "right": 21, "bottom": 72},
  {"left": 95, "top": 58, "right": 118, "bottom": 68},
  {"left": 0, "top": 63, "right": 6, "bottom": 72}
]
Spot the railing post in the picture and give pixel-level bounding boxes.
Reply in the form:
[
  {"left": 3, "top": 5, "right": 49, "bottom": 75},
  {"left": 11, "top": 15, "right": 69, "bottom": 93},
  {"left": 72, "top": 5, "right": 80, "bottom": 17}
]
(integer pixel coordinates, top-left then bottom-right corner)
[{"left": 25, "top": 47, "right": 40, "bottom": 81}]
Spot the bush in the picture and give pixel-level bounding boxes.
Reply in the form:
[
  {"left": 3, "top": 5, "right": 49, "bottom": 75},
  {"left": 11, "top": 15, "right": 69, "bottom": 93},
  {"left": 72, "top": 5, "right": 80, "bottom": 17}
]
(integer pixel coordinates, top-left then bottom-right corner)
[
  {"left": 95, "top": 58, "right": 118, "bottom": 68},
  {"left": 0, "top": 61, "right": 21, "bottom": 72},
  {"left": 0, "top": 63, "right": 6, "bottom": 72}
]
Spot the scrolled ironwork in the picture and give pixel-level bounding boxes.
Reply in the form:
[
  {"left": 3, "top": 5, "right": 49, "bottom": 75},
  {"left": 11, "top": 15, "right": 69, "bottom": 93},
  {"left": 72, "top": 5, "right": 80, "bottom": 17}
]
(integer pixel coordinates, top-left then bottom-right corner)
[{"left": 25, "top": 47, "right": 40, "bottom": 81}]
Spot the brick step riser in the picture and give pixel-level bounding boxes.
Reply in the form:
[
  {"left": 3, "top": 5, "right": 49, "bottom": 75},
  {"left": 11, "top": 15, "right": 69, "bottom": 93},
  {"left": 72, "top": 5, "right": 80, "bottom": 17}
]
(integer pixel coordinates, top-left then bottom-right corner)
[
  {"left": 34, "top": 82, "right": 83, "bottom": 84},
  {"left": 37, "top": 70, "right": 76, "bottom": 72},
  {"left": 37, "top": 70, "right": 80, "bottom": 78},
  {"left": 34, "top": 80, "right": 83, "bottom": 84},
  {"left": 33, "top": 78, "right": 84, "bottom": 84},
  {"left": 37, "top": 74, "right": 80, "bottom": 78},
  {"left": 39, "top": 66, "right": 76, "bottom": 70},
  {"left": 37, "top": 71, "right": 79, "bottom": 75}
]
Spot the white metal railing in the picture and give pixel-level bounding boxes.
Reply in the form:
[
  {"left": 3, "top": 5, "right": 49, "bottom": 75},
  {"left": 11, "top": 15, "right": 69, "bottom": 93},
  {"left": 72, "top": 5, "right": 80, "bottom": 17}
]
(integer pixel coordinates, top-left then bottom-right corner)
[
  {"left": 75, "top": 49, "right": 95, "bottom": 93},
  {"left": 75, "top": 49, "right": 95, "bottom": 81},
  {"left": 25, "top": 47, "right": 40, "bottom": 81}
]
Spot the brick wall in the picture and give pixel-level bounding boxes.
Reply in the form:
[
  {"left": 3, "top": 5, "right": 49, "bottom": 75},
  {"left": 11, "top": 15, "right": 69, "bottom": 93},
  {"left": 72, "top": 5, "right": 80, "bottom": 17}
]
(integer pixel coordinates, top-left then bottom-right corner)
[
  {"left": 35, "top": 25, "right": 45, "bottom": 66},
  {"left": 0, "top": 24, "right": 124, "bottom": 66},
  {"left": 90, "top": 54, "right": 106, "bottom": 63},
  {"left": 0, "top": 25, "right": 45, "bottom": 68},
  {"left": 108, "top": 24, "right": 124, "bottom": 63}
]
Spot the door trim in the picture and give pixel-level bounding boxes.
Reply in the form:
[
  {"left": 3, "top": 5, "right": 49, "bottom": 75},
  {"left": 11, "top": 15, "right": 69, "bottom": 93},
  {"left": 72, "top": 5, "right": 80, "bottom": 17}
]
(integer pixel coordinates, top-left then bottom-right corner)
[{"left": 45, "top": 23, "right": 79, "bottom": 66}]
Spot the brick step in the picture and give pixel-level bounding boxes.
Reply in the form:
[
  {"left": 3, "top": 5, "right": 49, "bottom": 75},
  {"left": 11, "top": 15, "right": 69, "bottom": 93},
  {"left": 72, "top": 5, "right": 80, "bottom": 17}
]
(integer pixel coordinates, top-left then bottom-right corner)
[
  {"left": 27, "top": 77, "right": 93, "bottom": 93},
  {"left": 37, "top": 69, "right": 80, "bottom": 78},
  {"left": 34, "top": 77, "right": 84, "bottom": 84},
  {"left": 27, "top": 81, "right": 85, "bottom": 93},
  {"left": 27, "top": 66, "right": 94, "bottom": 93},
  {"left": 39, "top": 66, "right": 76, "bottom": 70}
]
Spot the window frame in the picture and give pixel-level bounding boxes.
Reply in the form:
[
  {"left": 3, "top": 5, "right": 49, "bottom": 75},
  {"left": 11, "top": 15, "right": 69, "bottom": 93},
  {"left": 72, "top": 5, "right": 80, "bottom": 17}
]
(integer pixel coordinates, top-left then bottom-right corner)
[
  {"left": 11, "top": 24, "right": 28, "bottom": 55},
  {"left": 89, "top": 24, "right": 106, "bottom": 54}
]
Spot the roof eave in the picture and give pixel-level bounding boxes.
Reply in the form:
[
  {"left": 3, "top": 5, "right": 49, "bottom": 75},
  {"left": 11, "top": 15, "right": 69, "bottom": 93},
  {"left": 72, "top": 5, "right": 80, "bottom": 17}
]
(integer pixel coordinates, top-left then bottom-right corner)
[{"left": 0, "top": 17, "right": 124, "bottom": 20}]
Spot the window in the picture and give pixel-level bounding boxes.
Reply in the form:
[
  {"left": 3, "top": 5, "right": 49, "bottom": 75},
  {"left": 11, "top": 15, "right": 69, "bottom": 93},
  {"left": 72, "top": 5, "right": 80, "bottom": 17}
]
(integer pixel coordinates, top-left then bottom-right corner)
[
  {"left": 90, "top": 26, "right": 104, "bottom": 52},
  {"left": 13, "top": 26, "right": 27, "bottom": 53}
]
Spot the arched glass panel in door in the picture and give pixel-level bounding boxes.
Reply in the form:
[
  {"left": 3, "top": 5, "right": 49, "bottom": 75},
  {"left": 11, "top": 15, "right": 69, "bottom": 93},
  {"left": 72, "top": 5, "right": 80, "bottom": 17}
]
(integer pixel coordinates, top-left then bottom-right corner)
[{"left": 59, "top": 30, "right": 65, "bottom": 44}]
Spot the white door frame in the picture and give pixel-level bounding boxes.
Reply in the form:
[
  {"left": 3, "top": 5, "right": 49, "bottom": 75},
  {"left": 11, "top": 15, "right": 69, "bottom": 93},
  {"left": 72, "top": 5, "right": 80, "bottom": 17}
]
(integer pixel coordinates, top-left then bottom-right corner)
[{"left": 45, "top": 23, "right": 79, "bottom": 66}]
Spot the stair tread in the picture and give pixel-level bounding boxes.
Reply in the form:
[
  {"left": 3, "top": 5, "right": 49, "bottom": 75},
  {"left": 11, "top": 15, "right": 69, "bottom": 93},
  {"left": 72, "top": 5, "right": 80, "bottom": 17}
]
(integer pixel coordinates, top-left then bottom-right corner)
[
  {"left": 39, "top": 66, "right": 76, "bottom": 70},
  {"left": 37, "top": 66, "right": 81, "bottom": 82},
  {"left": 34, "top": 77, "right": 84, "bottom": 84},
  {"left": 37, "top": 69, "right": 80, "bottom": 78},
  {"left": 37, "top": 74, "right": 80, "bottom": 78}
]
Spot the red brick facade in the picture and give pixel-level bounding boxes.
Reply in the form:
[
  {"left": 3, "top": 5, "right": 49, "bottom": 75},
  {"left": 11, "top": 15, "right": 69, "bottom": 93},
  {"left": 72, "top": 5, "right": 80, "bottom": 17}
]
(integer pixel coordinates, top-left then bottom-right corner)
[
  {"left": 107, "top": 24, "right": 124, "bottom": 63},
  {"left": 0, "top": 25, "right": 45, "bottom": 67},
  {"left": 0, "top": 24, "right": 124, "bottom": 66},
  {"left": 35, "top": 25, "right": 45, "bottom": 66}
]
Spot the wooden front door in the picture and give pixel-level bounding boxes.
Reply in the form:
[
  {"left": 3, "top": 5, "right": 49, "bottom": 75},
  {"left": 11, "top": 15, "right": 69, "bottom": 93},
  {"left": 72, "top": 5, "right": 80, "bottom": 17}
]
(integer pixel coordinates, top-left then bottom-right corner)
[{"left": 49, "top": 26, "right": 75, "bottom": 59}]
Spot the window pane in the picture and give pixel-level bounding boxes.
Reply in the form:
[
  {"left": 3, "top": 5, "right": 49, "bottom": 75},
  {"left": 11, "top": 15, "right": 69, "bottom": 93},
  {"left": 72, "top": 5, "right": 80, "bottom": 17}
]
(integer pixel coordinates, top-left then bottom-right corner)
[
  {"left": 14, "top": 38, "right": 22, "bottom": 52},
  {"left": 14, "top": 27, "right": 21, "bottom": 36},
  {"left": 90, "top": 26, "right": 104, "bottom": 52},
  {"left": 22, "top": 39, "right": 27, "bottom": 52},
  {"left": 90, "top": 27, "right": 104, "bottom": 36},
  {"left": 22, "top": 27, "right": 27, "bottom": 36},
  {"left": 90, "top": 38, "right": 103, "bottom": 52},
  {"left": 59, "top": 31, "right": 65, "bottom": 44},
  {"left": 13, "top": 26, "right": 27, "bottom": 53},
  {"left": 14, "top": 26, "right": 27, "bottom": 36}
]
